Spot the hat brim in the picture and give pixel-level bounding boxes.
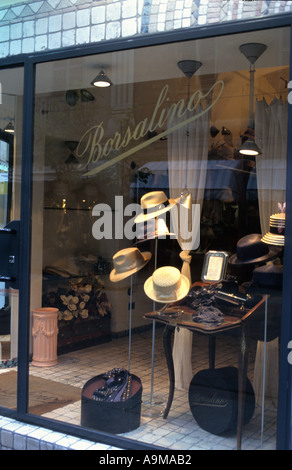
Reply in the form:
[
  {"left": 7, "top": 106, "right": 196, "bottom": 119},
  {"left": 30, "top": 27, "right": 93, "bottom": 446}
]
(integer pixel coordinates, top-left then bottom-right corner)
[
  {"left": 144, "top": 273, "right": 190, "bottom": 303},
  {"left": 134, "top": 199, "right": 177, "bottom": 224},
  {"left": 134, "top": 231, "right": 176, "bottom": 245},
  {"left": 110, "top": 251, "right": 151, "bottom": 282},
  {"left": 228, "top": 245, "right": 280, "bottom": 266},
  {"left": 261, "top": 233, "right": 285, "bottom": 246}
]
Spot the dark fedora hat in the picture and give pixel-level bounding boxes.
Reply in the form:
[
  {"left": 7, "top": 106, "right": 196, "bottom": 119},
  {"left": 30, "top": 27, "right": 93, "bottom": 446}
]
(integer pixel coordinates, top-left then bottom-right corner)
[
  {"left": 252, "top": 264, "right": 283, "bottom": 289},
  {"left": 228, "top": 233, "right": 280, "bottom": 266}
]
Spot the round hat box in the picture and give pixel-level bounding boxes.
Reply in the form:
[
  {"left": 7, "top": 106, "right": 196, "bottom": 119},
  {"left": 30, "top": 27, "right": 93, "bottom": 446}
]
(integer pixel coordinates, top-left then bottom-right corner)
[
  {"left": 81, "top": 373, "right": 142, "bottom": 434},
  {"left": 188, "top": 366, "right": 255, "bottom": 435}
]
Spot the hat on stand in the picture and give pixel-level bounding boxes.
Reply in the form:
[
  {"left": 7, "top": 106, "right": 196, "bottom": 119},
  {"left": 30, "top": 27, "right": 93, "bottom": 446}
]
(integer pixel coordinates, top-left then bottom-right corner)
[
  {"left": 261, "top": 212, "right": 285, "bottom": 246},
  {"left": 134, "top": 191, "right": 177, "bottom": 224},
  {"left": 228, "top": 233, "right": 279, "bottom": 266},
  {"left": 110, "top": 247, "right": 151, "bottom": 282},
  {"left": 135, "top": 217, "right": 175, "bottom": 244},
  {"left": 144, "top": 266, "right": 190, "bottom": 303},
  {"left": 251, "top": 264, "right": 283, "bottom": 289}
]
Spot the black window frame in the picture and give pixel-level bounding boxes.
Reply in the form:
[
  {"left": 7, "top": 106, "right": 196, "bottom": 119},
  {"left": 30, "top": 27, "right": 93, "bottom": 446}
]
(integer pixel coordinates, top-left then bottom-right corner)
[{"left": 0, "top": 12, "right": 292, "bottom": 450}]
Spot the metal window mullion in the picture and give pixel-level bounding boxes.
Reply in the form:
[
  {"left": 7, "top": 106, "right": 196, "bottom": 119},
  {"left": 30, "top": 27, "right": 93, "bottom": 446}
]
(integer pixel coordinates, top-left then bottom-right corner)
[{"left": 17, "top": 57, "right": 35, "bottom": 417}]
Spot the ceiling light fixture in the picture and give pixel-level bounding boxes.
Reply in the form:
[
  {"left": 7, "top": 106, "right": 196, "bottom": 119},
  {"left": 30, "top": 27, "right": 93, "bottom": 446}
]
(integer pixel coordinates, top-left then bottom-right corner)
[
  {"left": 239, "top": 42, "right": 267, "bottom": 156},
  {"left": 91, "top": 69, "right": 113, "bottom": 88},
  {"left": 4, "top": 121, "right": 14, "bottom": 134}
]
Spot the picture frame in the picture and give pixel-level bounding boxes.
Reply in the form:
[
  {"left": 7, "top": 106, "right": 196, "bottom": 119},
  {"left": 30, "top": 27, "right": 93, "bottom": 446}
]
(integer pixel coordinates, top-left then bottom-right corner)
[{"left": 201, "top": 250, "right": 229, "bottom": 283}]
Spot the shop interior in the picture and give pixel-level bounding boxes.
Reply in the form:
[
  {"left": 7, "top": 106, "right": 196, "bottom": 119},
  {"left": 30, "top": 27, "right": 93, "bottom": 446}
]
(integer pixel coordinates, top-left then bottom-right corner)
[{"left": 0, "top": 26, "right": 289, "bottom": 449}]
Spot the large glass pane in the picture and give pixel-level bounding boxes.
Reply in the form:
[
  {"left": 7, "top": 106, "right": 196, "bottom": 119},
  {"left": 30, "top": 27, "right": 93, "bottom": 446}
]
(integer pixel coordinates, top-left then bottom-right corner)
[
  {"left": 0, "top": 67, "right": 23, "bottom": 406},
  {"left": 31, "top": 27, "right": 289, "bottom": 449}
]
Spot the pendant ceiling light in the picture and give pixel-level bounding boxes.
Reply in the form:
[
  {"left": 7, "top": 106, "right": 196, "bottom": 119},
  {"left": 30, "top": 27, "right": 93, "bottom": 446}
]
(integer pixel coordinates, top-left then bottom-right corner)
[
  {"left": 4, "top": 121, "right": 14, "bottom": 134},
  {"left": 239, "top": 42, "right": 267, "bottom": 156},
  {"left": 91, "top": 68, "right": 113, "bottom": 88},
  {"left": 177, "top": 60, "right": 202, "bottom": 209}
]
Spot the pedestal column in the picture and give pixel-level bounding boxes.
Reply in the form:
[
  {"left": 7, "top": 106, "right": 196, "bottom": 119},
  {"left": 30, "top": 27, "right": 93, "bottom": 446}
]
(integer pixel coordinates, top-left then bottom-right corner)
[{"left": 32, "top": 307, "right": 59, "bottom": 367}]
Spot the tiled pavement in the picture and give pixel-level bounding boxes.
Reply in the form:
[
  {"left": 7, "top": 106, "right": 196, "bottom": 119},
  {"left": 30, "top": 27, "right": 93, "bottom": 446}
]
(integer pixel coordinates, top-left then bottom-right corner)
[{"left": 0, "top": 326, "right": 277, "bottom": 450}]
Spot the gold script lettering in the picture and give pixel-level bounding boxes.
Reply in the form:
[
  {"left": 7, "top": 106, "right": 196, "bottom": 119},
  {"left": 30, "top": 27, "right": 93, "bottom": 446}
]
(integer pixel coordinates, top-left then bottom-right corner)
[{"left": 79, "top": 80, "right": 224, "bottom": 176}]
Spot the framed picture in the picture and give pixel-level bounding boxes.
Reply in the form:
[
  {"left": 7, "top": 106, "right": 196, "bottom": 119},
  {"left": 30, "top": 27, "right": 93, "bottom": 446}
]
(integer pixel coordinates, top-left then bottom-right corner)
[{"left": 201, "top": 251, "right": 229, "bottom": 283}]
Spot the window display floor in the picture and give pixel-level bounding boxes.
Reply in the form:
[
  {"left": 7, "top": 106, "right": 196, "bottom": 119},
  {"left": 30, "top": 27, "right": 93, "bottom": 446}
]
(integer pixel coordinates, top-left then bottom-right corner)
[{"left": 29, "top": 327, "right": 277, "bottom": 450}]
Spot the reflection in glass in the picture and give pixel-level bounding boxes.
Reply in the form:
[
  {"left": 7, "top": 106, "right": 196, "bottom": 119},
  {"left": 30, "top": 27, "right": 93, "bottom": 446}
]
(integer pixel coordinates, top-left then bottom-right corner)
[
  {"left": 29, "top": 28, "right": 289, "bottom": 449},
  {"left": 0, "top": 67, "right": 23, "bottom": 409}
]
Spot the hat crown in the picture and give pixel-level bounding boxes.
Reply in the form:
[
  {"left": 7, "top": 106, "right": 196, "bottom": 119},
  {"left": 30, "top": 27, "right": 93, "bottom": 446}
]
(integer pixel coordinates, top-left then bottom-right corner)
[
  {"left": 144, "top": 266, "right": 190, "bottom": 303},
  {"left": 113, "top": 247, "right": 145, "bottom": 274},
  {"left": 140, "top": 191, "right": 168, "bottom": 209},
  {"left": 136, "top": 218, "right": 170, "bottom": 240},
  {"left": 237, "top": 234, "right": 268, "bottom": 262},
  {"left": 153, "top": 266, "right": 181, "bottom": 298}
]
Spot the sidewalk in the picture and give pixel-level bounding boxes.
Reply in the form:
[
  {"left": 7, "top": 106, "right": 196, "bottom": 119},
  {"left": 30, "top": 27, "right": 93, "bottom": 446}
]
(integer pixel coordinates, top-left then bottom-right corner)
[{"left": 0, "top": 416, "right": 122, "bottom": 450}]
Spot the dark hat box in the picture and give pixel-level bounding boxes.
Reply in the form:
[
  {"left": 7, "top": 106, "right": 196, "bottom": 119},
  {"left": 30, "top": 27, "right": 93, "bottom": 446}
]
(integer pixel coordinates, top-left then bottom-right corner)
[
  {"left": 81, "top": 373, "right": 142, "bottom": 434},
  {"left": 188, "top": 366, "right": 255, "bottom": 435}
]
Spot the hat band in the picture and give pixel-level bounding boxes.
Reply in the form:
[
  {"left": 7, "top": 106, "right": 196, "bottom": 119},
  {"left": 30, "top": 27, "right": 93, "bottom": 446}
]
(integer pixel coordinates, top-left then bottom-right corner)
[
  {"left": 142, "top": 200, "right": 170, "bottom": 216},
  {"left": 270, "top": 226, "right": 285, "bottom": 235},
  {"left": 115, "top": 259, "right": 142, "bottom": 274},
  {"left": 153, "top": 278, "right": 181, "bottom": 300}
]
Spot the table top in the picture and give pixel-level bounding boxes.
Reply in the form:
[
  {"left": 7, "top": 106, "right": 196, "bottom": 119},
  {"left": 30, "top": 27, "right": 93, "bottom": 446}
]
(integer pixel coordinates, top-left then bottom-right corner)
[{"left": 144, "top": 284, "right": 267, "bottom": 335}]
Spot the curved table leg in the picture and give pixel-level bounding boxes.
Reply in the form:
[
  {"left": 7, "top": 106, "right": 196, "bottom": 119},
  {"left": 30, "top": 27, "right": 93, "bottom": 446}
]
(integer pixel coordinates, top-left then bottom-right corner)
[{"left": 162, "top": 324, "right": 175, "bottom": 419}]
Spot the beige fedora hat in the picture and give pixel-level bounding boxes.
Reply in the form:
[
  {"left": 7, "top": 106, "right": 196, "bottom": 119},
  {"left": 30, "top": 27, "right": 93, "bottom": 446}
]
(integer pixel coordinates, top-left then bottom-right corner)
[
  {"left": 135, "top": 191, "right": 177, "bottom": 224},
  {"left": 110, "top": 247, "right": 152, "bottom": 282},
  {"left": 144, "top": 266, "right": 190, "bottom": 303}
]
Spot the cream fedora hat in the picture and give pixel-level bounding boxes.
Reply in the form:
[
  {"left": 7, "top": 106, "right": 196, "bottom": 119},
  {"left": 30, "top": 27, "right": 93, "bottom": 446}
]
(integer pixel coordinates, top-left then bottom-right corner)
[
  {"left": 110, "top": 247, "right": 151, "bottom": 282},
  {"left": 144, "top": 266, "right": 190, "bottom": 303},
  {"left": 135, "top": 191, "right": 177, "bottom": 224},
  {"left": 135, "top": 218, "right": 175, "bottom": 244}
]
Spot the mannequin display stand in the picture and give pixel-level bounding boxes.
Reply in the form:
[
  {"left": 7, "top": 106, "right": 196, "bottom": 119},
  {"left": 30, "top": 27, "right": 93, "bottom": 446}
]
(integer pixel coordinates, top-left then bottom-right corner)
[
  {"left": 110, "top": 246, "right": 152, "bottom": 371},
  {"left": 141, "top": 234, "right": 165, "bottom": 418},
  {"left": 128, "top": 274, "right": 133, "bottom": 371},
  {"left": 135, "top": 191, "right": 179, "bottom": 417},
  {"left": 143, "top": 262, "right": 190, "bottom": 418}
]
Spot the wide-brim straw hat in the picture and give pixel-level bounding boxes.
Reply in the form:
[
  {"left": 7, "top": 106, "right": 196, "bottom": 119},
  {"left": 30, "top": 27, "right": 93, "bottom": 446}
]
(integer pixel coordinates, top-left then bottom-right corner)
[
  {"left": 144, "top": 266, "right": 190, "bottom": 303},
  {"left": 261, "top": 212, "right": 285, "bottom": 246},
  {"left": 135, "top": 218, "right": 175, "bottom": 244},
  {"left": 135, "top": 191, "right": 177, "bottom": 224},
  {"left": 110, "top": 247, "right": 151, "bottom": 282},
  {"left": 228, "top": 233, "right": 279, "bottom": 266}
]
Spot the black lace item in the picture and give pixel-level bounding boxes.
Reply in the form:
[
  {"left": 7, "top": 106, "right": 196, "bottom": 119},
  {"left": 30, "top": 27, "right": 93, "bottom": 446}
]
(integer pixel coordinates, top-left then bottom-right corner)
[
  {"left": 183, "top": 284, "right": 221, "bottom": 309},
  {"left": 92, "top": 368, "right": 132, "bottom": 403},
  {"left": 192, "top": 305, "right": 224, "bottom": 325}
]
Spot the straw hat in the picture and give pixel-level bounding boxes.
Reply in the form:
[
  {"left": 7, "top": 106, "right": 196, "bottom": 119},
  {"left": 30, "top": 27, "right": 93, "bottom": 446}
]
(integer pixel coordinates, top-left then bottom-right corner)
[
  {"left": 228, "top": 233, "right": 279, "bottom": 266},
  {"left": 110, "top": 247, "right": 151, "bottom": 282},
  {"left": 144, "top": 266, "right": 190, "bottom": 303},
  {"left": 261, "top": 213, "right": 285, "bottom": 246},
  {"left": 135, "top": 218, "right": 175, "bottom": 244},
  {"left": 135, "top": 191, "right": 177, "bottom": 224}
]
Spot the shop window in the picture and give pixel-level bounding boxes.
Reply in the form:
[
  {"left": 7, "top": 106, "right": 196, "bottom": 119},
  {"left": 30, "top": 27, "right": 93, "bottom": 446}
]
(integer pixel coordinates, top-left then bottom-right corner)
[{"left": 27, "top": 27, "right": 289, "bottom": 450}]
